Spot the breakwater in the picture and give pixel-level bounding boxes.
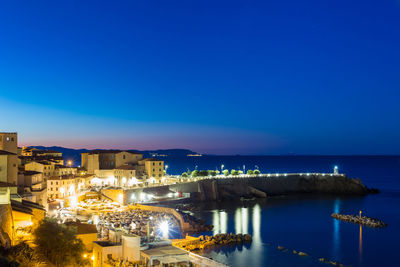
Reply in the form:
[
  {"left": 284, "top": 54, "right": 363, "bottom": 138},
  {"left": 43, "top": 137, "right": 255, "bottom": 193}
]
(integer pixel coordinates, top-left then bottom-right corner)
[
  {"left": 332, "top": 213, "right": 387, "bottom": 228},
  {"left": 113, "top": 173, "right": 376, "bottom": 204},
  {"left": 168, "top": 173, "right": 375, "bottom": 201}
]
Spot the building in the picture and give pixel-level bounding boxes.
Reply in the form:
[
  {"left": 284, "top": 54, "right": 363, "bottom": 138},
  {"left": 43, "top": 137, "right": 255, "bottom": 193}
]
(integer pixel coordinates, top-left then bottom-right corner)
[
  {"left": 17, "top": 170, "right": 47, "bottom": 206},
  {"left": 92, "top": 233, "right": 141, "bottom": 267},
  {"left": 0, "top": 132, "right": 18, "bottom": 186},
  {"left": 0, "top": 150, "right": 18, "bottom": 185},
  {"left": 140, "top": 245, "right": 190, "bottom": 266},
  {"left": 0, "top": 185, "right": 45, "bottom": 247},
  {"left": 138, "top": 158, "right": 164, "bottom": 180},
  {"left": 81, "top": 150, "right": 165, "bottom": 183},
  {"left": 25, "top": 161, "right": 77, "bottom": 178},
  {"left": 0, "top": 132, "right": 18, "bottom": 155},
  {"left": 64, "top": 221, "right": 98, "bottom": 251},
  {"left": 82, "top": 150, "right": 143, "bottom": 174},
  {"left": 20, "top": 147, "right": 64, "bottom": 166},
  {"left": 47, "top": 175, "right": 87, "bottom": 200}
]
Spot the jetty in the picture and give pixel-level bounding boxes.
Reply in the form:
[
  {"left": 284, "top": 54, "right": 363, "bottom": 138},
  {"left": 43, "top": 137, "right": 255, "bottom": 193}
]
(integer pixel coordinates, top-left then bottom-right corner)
[{"left": 331, "top": 212, "right": 387, "bottom": 228}]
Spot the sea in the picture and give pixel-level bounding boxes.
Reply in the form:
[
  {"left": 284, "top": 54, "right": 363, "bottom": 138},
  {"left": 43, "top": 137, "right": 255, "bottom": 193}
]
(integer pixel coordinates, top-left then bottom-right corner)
[{"left": 161, "top": 155, "right": 400, "bottom": 267}]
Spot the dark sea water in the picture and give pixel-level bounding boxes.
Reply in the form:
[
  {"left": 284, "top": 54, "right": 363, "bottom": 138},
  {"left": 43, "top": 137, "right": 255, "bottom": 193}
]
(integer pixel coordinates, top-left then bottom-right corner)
[{"left": 162, "top": 156, "right": 400, "bottom": 267}]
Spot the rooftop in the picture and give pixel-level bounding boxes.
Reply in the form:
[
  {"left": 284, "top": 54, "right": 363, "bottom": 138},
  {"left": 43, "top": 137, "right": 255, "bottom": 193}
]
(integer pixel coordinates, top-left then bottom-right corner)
[
  {"left": 0, "top": 150, "right": 17, "bottom": 156},
  {"left": 20, "top": 170, "right": 42, "bottom": 176},
  {"left": 87, "top": 150, "right": 142, "bottom": 155},
  {"left": 141, "top": 158, "right": 163, "bottom": 162},
  {"left": 116, "top": 164, "right": 136, "bottom": 170},
  {"left": 64, "top": 221, "right": 98, "bottom": 235},
  {"left": 93, "top": 241, "right": 121, "bottom": 247},
  {"left": 11, "top": 199, "right": 45, "bottom": 215},
  {"left": 141, "top": 245, "right": 188, "bottom": 258}
]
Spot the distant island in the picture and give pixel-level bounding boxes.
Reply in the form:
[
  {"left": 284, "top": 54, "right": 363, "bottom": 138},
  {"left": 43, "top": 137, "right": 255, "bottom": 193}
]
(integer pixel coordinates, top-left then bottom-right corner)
[{"left": 29, "top": 146, "right": 199, "bottom": 166}]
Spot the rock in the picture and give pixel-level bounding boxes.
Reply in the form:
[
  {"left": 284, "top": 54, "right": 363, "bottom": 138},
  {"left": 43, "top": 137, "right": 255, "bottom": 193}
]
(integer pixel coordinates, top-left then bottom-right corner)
[
  {"left": 277, "top": 246, "right": 285, "bottom": 250},
  {"left": 298, "top": 252, "right": 308, "bottom": 256},
  {"left": 243, "top": 234, "right": 252, "bottom": 242},
  {"left": 293, "top": 250, "right": 298, "bottom": 254},
  {"left": 319, "top": 258, "right": 326, "bottom": 262}
]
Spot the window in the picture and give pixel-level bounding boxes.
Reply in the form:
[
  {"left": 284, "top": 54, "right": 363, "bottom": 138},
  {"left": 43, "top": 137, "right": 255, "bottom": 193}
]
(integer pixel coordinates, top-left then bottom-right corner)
[
  {"left": 123, "top": 155, "right": 126, "bottom": 159},
  {"left": 153, "top": 162, "right": 155, "bottom": 166},
  {"left": 6, "top": 137, "right": 10, "bottom": 141}
]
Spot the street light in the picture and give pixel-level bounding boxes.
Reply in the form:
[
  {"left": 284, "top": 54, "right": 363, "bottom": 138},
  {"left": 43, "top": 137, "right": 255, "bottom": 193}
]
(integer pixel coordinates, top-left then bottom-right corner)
[
  {"left": 221, "top": 164, "right": 224, "bottom": 171},
  {"left": 67, "top": 160, "right": 72, "bottom": 167},
  {"left": 165, "top": 165, "right": 169, "bottom": 175},
  {"left": 159, "top": 221, "right": 169, "bottom": 238}
]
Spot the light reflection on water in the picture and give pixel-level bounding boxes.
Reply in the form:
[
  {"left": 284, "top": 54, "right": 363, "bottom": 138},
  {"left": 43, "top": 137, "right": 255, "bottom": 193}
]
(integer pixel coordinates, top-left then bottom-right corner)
[{"left": 332, "top": 198, "right": 341, "bottom": 260}]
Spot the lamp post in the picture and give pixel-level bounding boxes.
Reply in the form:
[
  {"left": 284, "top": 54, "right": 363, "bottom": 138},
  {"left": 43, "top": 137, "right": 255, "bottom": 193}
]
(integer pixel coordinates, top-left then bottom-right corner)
[
  {"left": 67, "top": 160, "right": 72, "bottom": 167},
  {"left": 221, "top": 164, "right": 224, "bottom": 172},
  {"left": 165, "top": 165, "right": 168, "bottom": 176}
]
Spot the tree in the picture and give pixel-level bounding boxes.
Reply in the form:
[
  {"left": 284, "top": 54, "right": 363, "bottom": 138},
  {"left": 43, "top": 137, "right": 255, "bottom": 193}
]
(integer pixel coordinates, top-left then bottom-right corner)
[
  {"left": 231, "top": 169, "right": 239, "bottom": 176},
  {"left": 238, "top": 170, "right": 244, "bottom": 175},
  {"left": 254, "top": 169, "right": 260, "bottom": 175},
  {"left": 191, "top": 170, "right": 199, "bottom": 177},
  {"left": 33, "top": 218, "right": 88, "bottom": 267},
  {"left": 222, "top": 169, "right": 229, "bottom": 176},
  {"left": 181, "top": 172, "right": 188, "bottom": 177},
  {"left": 247, "top": 170, "right": 254, "bottom": 175}
]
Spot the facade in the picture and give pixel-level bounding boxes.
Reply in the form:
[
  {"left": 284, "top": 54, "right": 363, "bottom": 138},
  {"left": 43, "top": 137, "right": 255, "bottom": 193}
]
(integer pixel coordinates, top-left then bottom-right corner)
[
  {"left": 0, "top": 132, "right": 18, "bottom": 186},
  {"left": 25, "top": 161, "right": 77, "bottom": 178},
  {"left": 81, "top": 150, "right": 165, "bottom": 184},
  {"left": 0, "top": 151, "right": 18, "bottom": 185},
  {"left": 0, "top": 132, "right": 18, "bottom": 155},
  {"left": 64, "top": 221, "right": 98, "bottom": 251},
  {"left": 82, "top": 150, "right": 143, "bottom": 174},
  {"left": 92, "top": 233, "right": 141, "bottom": 267},
  {"left": 47, "top": 175, "right": 87, "bottom": 200},
  {"left": 138, "top": 158, "right": 164, "bottom": 180},
  {"left": 17, "top": 170, "right": 47, "bottom": 206}
]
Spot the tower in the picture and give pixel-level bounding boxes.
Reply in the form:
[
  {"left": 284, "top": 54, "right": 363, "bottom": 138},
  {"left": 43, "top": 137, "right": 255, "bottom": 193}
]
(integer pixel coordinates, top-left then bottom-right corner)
[{"left": 0, "top": 132, "right": 18, "bottom": 154}]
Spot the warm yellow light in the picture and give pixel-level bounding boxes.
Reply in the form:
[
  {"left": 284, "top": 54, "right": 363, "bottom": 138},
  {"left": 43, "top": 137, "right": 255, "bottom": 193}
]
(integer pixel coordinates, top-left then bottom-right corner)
[
  {"left": 118, "top": 193, "right": 123, "bottom": 203},
  {"left": 91, "top": 255, "right": 94, "bottom": 261},
  {"left": 83, "top": 254, "right": 87, "bottom": 258}
]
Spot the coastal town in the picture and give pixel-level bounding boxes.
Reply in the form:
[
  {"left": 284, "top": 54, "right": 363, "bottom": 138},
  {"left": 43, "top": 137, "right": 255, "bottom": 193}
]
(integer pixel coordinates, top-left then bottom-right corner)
[{"left": 0, "top": 131, "right": 379, "bottom": 266}]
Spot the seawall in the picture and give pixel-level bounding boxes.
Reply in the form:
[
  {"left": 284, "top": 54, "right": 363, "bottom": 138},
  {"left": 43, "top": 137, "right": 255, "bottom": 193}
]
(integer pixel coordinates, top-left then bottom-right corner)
[{"left": 117, "top": 173, "right": 374, "bottom": 203}]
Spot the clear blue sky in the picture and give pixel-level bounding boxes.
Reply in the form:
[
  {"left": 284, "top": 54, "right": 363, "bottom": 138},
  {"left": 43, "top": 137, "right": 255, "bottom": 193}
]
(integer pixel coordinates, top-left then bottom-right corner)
[{"left": 1, "top": 0, "right": 399, "bottom": 155}]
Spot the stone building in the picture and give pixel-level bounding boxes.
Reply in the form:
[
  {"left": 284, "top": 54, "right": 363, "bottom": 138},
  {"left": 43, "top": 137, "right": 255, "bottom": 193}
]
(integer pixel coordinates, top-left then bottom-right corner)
[
  {"left": 81, "top": 150, "right": 143, "bottom": 174},
  {"left": 0, "top": 132, "right": 18, "bottom": 186},
  {"left": 0, "top": 132, "right": 18, "bottom": 155},
  {"left": 0, "top": 150, "right": 18, "bottom": 185},
  {"left": 138, "top": 158, "right": 164, "bottom": 180},
  {"left": 17, "top": 170, "right": 47, "bottom": 206}
]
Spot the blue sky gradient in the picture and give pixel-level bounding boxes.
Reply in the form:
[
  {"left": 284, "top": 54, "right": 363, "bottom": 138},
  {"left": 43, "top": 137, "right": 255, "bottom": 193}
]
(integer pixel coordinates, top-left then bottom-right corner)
[{"left": 1, "top": 0, "right": 399, "bottom": 154}]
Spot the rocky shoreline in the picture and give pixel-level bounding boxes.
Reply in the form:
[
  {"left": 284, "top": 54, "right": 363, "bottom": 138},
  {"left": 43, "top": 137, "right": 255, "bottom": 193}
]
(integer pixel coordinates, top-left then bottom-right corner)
[
  {"left": 173, "top": 233, "right": 252, "bottom": 251},
  {"left": 331, "top": 213, "right": 387, "bottom": 228}
]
